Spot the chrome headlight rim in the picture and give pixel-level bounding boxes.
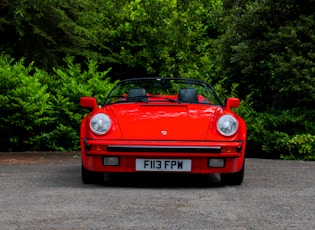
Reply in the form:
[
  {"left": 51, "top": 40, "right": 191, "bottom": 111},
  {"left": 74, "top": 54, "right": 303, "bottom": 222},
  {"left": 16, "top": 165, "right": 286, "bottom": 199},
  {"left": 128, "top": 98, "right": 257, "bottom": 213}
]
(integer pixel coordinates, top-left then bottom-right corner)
[
  {"left": 216, "top": 114, "right": 239, "bottom": 137},
  {"left": 89, "top": 113, "right": 112, "bottom": 135}
]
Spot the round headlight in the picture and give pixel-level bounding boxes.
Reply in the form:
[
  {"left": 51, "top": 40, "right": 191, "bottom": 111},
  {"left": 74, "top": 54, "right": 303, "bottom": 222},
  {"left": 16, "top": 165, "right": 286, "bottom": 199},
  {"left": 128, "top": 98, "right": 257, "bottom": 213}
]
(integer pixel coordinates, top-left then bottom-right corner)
[
  {"left": 217, "top": 114, "right": 238, "bottom": 136},
  {"left": 90, "top": 113, "right": 112, "bottom": 135}
]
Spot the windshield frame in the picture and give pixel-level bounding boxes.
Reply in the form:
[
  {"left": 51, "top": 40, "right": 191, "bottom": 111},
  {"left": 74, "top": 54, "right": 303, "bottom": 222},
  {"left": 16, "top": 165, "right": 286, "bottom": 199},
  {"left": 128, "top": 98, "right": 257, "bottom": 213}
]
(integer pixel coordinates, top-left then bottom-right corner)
[{"left": 103, "top": 77, "right": 223, "bottom": 106}]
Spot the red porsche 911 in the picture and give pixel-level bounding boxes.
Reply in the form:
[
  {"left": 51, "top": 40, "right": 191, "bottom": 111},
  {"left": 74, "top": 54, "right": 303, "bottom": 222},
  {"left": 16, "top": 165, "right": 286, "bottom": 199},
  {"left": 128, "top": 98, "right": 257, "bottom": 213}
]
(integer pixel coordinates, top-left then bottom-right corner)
[{"left": 80, "top": 77, "right": 246, "bottom": 185}]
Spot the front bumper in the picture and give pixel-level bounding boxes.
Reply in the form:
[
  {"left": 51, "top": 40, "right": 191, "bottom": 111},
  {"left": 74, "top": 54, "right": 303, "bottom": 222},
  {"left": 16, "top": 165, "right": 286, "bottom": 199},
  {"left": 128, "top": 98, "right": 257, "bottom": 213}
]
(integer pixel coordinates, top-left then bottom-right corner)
[{"left": 81, "top": 139, "right": 246, "bottom": 174}]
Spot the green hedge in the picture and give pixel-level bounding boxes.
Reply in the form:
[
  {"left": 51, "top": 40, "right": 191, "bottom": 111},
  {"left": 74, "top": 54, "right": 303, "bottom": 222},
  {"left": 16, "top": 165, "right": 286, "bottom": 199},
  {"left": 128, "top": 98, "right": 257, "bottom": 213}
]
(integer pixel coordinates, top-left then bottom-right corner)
[
  {"left": 0, "top": 55, "right": 114, "bottom": 151},
  {"left": 243, "top": 109, "right": 315, "bottom": 160}
]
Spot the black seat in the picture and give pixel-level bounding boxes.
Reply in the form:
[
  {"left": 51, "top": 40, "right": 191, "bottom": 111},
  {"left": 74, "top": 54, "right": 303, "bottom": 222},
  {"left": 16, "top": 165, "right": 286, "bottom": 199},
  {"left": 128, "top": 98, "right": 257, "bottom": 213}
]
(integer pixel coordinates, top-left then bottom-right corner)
[
  {"left": 178, "top": 88, "right": 199, "bottom": 103},
  {"left": 127, "top": 88, "right": 147, "bottom": 101}
]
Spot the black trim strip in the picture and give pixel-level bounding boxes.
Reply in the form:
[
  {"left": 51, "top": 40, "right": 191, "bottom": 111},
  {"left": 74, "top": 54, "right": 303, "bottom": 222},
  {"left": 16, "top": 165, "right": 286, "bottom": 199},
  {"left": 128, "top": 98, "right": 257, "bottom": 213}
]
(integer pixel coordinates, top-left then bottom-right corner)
[{"left": 107, "top": 145, "right": 221, "bottom": 153}]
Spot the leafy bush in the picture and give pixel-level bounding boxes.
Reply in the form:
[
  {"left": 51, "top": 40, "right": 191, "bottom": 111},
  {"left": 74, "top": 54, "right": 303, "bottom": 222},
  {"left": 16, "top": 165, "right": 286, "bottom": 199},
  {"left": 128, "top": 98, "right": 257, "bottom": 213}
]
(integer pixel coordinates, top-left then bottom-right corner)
[
  {"left": 217, "top": 0, "right": 315, "bottom": 160},
  {"left": 0, "top": 55, "right": 54, "bottom": 151},
  {"left": 241, "top": 109, "right": 315, "bottom": 159},
  {"left": 45, "top": 57, "right": 115, "bottom": 151},
  {"left": 0, "top": 55, "right": 113, "bottom": 151},
  {"left": 283, "top": 134, "right": 315, "bottom": 160}
]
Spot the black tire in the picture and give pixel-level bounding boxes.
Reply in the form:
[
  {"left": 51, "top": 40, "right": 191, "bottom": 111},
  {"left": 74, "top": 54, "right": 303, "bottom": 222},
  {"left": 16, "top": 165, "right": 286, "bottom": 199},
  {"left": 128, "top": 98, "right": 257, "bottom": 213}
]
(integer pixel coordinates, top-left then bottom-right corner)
[
  {"left": 221, "top": 162, "right": 245, "bottom": 186},
  {"left": 81, "top": 163, "right": 103, "bottom": 184}
]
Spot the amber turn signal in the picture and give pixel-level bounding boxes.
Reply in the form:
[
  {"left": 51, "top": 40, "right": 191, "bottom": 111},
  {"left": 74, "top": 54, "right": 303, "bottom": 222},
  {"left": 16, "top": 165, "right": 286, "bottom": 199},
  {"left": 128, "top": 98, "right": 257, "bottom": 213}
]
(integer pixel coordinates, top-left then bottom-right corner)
[
  {"left": 221, "top": 147, "right": 238, "bottom": 153},
  {"left": 90, "top": 145, "right": 107, "bottom": 151}
]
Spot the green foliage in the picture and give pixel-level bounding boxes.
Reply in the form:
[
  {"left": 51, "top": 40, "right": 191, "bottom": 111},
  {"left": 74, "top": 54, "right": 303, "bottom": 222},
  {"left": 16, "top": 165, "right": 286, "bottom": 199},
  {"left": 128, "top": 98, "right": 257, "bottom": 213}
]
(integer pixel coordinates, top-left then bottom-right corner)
[
  {"left": 0, "top": 0, "right": 110, "bottom": 69},
  {"left": 46, "top": 57, "right": 115, "bottom": 151},
  {"left": 0, "top": 55, "right": 54, "bottom": 151},
  {"left": 284, "top": 134, "right": 315, "bottom": 160},
  {"left": 218, "top": 0, "right": 315, "bottom": 160},
  {"left": 241, "top": 109, "right": 315, "bottom": 159},
  {"left": 0, "top": 0, "right": 224, "bottom": 79},
  {"left": 94, "top": 0, "right": 224, "bottom": 80},
  {"left": 0, "top": 54, "right": 113, "bottom": 151},
  {"left": 219, "top": 0, "right": 315, "bottom": 110}
]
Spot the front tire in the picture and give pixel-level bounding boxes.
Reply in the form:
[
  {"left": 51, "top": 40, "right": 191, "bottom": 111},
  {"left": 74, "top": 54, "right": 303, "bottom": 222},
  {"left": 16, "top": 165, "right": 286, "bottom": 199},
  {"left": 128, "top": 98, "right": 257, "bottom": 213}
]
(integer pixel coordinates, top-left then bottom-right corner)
[
  {"left": 81, "top": 163, "right": 103, "bottom": 184},
  {"left": 221, "top": 162, "right": 244, "bottom": 186}
]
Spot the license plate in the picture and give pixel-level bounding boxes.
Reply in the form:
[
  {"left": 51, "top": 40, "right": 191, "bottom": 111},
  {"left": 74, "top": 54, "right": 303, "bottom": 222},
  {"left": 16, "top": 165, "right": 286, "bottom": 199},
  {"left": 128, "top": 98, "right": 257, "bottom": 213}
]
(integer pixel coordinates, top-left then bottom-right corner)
[{"left": 136, "top": 159, "right": 191, "bottom": 172}]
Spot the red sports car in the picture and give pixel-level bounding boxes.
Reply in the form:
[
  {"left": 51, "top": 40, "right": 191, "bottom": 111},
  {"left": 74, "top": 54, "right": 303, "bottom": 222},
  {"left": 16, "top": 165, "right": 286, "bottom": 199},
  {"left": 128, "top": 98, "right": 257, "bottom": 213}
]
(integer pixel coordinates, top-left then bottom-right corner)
[{"left": 80, "top": 77, "right": 246, "bottom": 185}]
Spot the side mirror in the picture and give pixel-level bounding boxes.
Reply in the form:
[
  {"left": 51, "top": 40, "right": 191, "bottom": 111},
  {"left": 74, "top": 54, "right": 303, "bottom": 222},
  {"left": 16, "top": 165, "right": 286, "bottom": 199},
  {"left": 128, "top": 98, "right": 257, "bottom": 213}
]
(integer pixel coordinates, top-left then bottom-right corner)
[
  {"left": 225, "top": 98, "right": 240, "bottom": 109},
  {"left": 80, "top": 97, "right": 98, "bottom": 110}
]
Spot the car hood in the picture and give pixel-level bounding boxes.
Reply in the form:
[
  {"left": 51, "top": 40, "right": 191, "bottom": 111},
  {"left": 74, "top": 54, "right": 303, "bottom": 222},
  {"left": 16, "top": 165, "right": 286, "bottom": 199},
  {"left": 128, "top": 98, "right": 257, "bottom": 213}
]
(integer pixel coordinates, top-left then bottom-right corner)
[{"left": 108, "top": 103, "right": 222, "bottom": 140}]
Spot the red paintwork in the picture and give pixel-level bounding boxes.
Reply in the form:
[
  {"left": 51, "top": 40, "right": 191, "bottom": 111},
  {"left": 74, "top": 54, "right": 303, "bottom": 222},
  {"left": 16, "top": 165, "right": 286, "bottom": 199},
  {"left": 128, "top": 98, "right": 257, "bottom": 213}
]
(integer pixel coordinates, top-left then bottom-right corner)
[{"left": 80, "top": 95, "right": 246, "bottom": 175}]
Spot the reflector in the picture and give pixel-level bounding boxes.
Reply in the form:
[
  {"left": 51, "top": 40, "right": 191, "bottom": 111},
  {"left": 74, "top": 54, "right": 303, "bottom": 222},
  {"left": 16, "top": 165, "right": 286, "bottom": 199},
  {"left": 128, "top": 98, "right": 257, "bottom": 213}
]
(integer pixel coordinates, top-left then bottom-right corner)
[
  {"left": 209, "top": 159, "right": 224, "bottom": 167},
  {"left": 103, "top": 157, "right": 119, "bottom": 166}
]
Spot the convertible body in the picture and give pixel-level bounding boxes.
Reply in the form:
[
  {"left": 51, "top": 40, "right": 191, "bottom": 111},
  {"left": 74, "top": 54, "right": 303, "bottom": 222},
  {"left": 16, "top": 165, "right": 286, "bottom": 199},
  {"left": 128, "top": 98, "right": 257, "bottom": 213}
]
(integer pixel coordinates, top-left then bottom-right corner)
[{"left": 80, "top": 78, "right": 246, "bottom": 185}]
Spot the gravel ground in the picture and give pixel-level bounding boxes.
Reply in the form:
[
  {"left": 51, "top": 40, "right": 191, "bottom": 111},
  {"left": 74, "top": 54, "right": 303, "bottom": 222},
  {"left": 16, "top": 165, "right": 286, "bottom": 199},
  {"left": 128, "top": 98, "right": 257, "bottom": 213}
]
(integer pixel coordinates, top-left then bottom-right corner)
[{"left": 0, "top": 152, "right": 314, "bottom": 230}]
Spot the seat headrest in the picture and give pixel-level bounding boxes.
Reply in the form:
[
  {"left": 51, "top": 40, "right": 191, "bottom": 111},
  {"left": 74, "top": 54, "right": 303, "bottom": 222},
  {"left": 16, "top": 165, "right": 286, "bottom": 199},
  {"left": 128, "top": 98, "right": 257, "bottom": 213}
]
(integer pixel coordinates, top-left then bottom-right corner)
[
  {"left": 127, "top": 88, "right": 147, "bottom": 101},
  {"left": 178, "top": 88, "right": 199, "bottom": 103}
]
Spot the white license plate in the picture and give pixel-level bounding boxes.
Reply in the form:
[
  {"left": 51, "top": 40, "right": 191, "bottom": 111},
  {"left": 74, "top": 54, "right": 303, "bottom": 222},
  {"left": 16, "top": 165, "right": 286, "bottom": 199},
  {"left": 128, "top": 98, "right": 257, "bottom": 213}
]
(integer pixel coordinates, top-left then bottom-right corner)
[{"left": 136, "top": 159, "right": 191, "bottom": 172}]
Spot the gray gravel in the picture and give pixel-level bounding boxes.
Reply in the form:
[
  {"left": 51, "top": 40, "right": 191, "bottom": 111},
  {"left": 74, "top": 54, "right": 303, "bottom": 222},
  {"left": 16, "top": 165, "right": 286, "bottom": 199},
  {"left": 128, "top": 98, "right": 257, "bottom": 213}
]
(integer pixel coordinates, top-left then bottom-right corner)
[{"left": 0, "top": 152, "right": 314, "bottom": 230}]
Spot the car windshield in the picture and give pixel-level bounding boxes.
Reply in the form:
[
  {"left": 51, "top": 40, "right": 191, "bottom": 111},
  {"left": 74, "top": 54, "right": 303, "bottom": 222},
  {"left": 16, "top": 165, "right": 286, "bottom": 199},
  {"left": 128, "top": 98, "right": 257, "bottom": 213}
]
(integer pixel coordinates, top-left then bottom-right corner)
[{"left": 103, "top": 77, "right": 223, "bottom": 106}]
